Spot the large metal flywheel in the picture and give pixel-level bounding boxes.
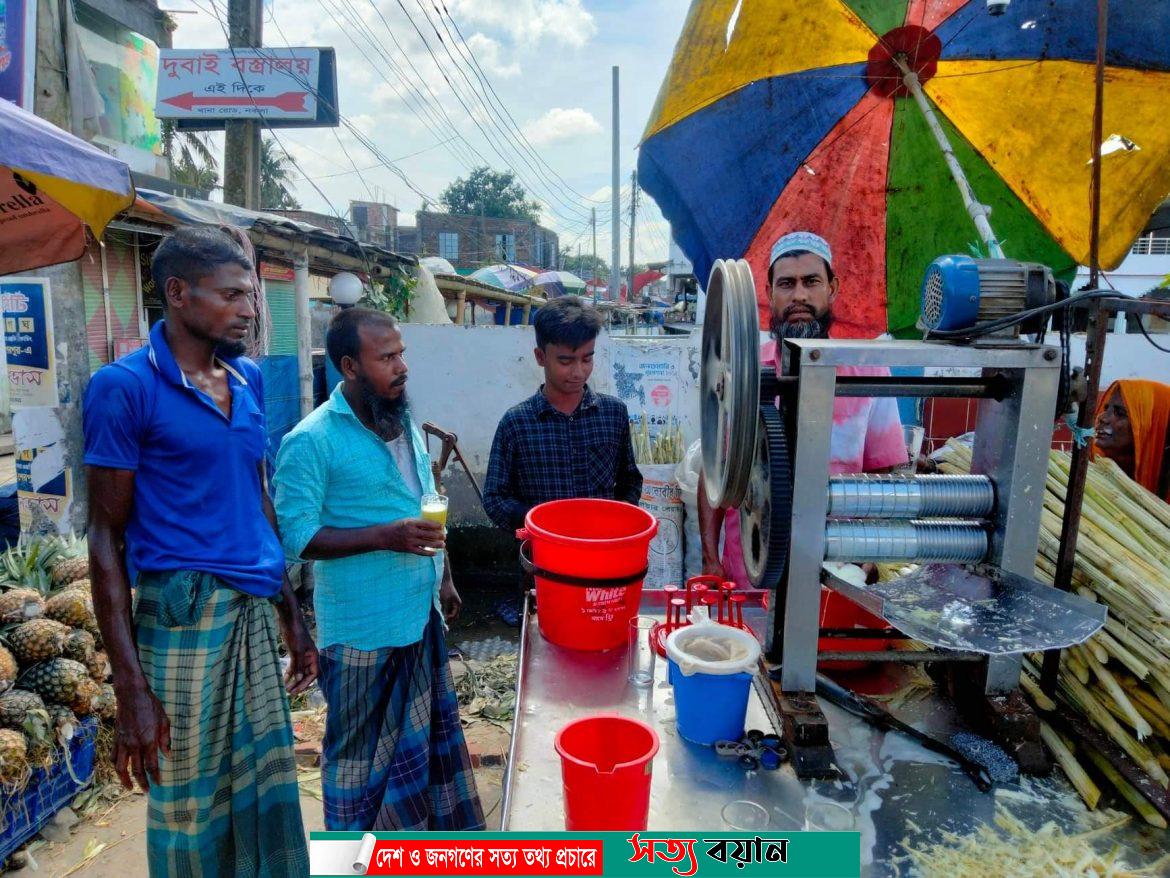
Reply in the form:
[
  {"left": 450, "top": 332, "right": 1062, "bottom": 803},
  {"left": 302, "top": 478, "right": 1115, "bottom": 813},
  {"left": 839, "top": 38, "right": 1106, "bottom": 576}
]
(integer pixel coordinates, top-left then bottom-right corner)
[{"left": 700, "top": 259, "right": 760, "bottom": 508}]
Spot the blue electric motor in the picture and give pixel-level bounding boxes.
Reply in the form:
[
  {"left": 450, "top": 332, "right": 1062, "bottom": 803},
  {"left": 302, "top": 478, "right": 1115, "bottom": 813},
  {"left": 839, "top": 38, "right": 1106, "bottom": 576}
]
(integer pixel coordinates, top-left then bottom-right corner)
[{"left": 921, "top": 255, "right": 1056, "bottom": 335}]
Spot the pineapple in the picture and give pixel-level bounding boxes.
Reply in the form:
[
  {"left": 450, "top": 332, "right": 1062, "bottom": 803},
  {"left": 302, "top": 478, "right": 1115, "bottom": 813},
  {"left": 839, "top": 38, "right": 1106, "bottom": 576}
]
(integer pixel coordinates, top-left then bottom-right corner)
[
  {"left": 93, "top": 684, "right": 116, "bottom": 721},
  {"left": 61, "top": 577, "right": 91, "bottom": 594},
  {"left": 49, "top": 555, "right": 89, "bottom": 588},
  {"left": 17, "top": 658, "right": 91, "bottom": 708},
  {"left": 0, "top": 690, "right": 46, "bottom": 729},
  {"left": 70, "top": 677, "right": 101, "bottom": 716},
  {"left": 46, "top": 703, "right": 78, "bottom": 744},
  {"left": 44, "top": 589, "right": 95, "bottom": 631},
  {"left": 9, "top": 618, "right": 70, "bottom": 664},
  {"left": 0, "top": 588, "right": 45, "bottom": 624},
  {"left": 0, "top": 540, "right": 60, "bottom": 594},
  {"left": 0, "top": 646, "right": 15, "bottom": 694},
  {"left": 19, "top": 707, "right": 53, "bottom": 769},
  {"left": 0, "top": 728, "right": 28, "bottom": 782},
  {"left": 62, "top": 629, "right": 95, "bottom": 663},
  {"left": 86, "top": 650, "right": 109, "bottom": 683}
]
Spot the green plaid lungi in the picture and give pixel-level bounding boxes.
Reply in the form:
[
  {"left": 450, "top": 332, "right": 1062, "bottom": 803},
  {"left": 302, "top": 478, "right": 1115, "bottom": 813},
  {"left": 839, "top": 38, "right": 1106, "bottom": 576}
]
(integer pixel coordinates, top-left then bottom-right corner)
[
  {"left": 318, "top": 609, "right": 485, "bottom": 832},
  {"left": 134, "top": 571, "right": 308, "bottom": 878}
]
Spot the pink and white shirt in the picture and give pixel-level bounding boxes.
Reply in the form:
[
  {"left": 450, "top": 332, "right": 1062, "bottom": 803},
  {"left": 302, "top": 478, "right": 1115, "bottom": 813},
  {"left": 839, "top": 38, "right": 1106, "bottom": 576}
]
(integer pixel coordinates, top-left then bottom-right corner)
[{"left": 721, "top": 339, "right": 907, "bottom": 588}]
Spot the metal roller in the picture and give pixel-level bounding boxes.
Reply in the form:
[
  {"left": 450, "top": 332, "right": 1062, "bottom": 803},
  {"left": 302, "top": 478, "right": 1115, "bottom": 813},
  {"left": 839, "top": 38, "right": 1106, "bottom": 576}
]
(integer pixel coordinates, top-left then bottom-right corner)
[
  {"left": 827, "top": 475, "right": 995, "bottom": 519},
  {"left": 700, "top": 259, "right": 760, "bottom": 508},
  {"left": 824, "top": 520, "right": 989, "bottom": 563}
]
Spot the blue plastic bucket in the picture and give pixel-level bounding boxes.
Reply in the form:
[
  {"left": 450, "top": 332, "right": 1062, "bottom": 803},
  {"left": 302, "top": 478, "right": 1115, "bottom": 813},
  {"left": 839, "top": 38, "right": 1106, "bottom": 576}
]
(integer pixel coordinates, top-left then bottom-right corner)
[{"left": 668, "top": 658, "right": 754, "bottom": 745}]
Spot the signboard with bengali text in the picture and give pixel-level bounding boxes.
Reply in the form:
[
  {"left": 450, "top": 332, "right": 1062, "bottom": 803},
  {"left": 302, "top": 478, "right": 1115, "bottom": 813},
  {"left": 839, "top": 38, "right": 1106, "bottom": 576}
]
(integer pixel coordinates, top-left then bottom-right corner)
[{"left": 156, "top": 47, "right": 339, "bottom": 129}]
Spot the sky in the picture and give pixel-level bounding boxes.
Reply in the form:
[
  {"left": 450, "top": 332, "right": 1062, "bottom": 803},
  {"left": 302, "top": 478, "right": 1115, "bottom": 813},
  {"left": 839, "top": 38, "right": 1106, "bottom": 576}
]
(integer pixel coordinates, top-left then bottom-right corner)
[{"left": 166, "top": 0, "right": 692, "bottom": 268}]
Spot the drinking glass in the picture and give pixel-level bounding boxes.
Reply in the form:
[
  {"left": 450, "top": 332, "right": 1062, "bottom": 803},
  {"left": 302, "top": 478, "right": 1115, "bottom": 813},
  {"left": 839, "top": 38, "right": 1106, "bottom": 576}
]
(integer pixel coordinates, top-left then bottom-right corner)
[
  {"left": 628, "top": 616, "right": 657, "bottom": 687},
  {"left": 420, "top": 493, "right": 448, "bottom": 554},
  {"left": 894, "top": 425, "right": 925, "bottom": 474}
]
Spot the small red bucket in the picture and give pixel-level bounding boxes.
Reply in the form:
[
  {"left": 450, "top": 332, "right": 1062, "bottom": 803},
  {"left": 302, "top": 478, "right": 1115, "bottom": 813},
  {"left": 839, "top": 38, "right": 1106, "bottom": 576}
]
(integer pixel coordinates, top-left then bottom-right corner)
[
  {"left": 818, "top": 586, "right": 891, "bottom": 671},
  {"left": 519, "top": 499, "right": 657, "bottom": 651},
  {"left": 555, "top": 714, "right": 659, "bottom": 830}
]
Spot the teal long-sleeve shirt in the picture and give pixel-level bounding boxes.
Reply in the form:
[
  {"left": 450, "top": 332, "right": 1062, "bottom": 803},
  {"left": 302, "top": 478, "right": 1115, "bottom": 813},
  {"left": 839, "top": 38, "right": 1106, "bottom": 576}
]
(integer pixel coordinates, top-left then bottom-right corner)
[{"left": 273, "top": 384, "right": 442, "bottom": 650}]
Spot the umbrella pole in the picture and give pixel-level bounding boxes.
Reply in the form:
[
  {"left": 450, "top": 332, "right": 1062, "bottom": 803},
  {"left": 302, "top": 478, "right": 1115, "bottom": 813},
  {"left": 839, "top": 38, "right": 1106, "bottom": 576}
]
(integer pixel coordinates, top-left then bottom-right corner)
[{"left": 896, "top": 59, "right": 1006, "bottom": 260}]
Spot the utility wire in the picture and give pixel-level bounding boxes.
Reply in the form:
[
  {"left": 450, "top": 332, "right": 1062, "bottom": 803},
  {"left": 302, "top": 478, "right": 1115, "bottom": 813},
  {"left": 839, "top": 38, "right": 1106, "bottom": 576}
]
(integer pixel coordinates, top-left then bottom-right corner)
[
  {"left": 371, "top": 0, "right": 593, "bottom": 226},
  {"left": 421, "top": 0, "right": 606, "bottom": 207}
]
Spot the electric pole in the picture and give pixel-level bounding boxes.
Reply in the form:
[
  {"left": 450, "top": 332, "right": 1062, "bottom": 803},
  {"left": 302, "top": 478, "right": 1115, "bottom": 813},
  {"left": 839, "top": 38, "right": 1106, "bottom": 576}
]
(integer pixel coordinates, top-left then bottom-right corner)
[
  {"left": 224, "top": 0, "right": 263, "bottom": 208},
  {"left": 591, "top": 207, "right": 598, "bottom": 305},
  {"left": 610, "top": 66, "right": 621, "bottom": 303},
  {"left": 628, "top": 170, "right": 638, "bottom": 303}
]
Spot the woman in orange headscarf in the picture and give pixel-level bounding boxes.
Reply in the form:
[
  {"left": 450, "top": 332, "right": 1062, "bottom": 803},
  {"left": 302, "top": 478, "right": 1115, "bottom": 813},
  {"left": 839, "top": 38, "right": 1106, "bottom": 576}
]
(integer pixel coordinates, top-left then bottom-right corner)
[{"left": 1093, "top": 379, "right": 1170, "bottom": 501}]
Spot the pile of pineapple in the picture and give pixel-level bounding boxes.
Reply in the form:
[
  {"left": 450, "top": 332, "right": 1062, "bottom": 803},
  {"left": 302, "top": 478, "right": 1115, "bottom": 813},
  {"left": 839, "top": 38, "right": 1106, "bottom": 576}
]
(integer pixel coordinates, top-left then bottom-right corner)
[{"left": 0, "top": 537, "right": 113, "bottom": 789}]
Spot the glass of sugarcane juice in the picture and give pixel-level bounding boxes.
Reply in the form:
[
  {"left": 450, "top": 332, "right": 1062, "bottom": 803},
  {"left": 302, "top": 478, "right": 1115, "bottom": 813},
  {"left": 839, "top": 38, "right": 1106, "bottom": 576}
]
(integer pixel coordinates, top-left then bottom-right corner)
[{"left": 421, "top": 493, "right": 448, "bottom": 529}]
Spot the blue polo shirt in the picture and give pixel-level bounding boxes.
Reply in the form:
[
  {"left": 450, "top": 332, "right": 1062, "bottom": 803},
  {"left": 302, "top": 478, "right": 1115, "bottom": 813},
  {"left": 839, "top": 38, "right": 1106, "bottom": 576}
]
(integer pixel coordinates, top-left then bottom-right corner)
[{"left": 82, "top": 320, "right": 284, "bottom": 598}]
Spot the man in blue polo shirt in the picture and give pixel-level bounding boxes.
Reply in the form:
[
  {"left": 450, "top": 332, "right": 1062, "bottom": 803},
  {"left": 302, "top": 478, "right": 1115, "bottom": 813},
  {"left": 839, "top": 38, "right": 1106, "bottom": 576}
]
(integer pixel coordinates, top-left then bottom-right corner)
[{"left": 83, "top": 226, "right": 316, "bottom": 877}]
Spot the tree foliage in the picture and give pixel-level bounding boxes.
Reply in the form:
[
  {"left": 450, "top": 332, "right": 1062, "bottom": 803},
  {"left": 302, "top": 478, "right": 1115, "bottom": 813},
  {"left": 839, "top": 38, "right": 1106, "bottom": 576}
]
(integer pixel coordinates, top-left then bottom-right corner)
[
  {"left": 260, "top": 138, "right": 301, "bottom": 210},
  {"left": 560, "top": 253, "right": 610, "bottom": 280},
  {"left": 439, "top": 167, "right": 540, "bottom": 223},
  {"left": 162, "top": 121, "right": 219, "bottom": 193}
]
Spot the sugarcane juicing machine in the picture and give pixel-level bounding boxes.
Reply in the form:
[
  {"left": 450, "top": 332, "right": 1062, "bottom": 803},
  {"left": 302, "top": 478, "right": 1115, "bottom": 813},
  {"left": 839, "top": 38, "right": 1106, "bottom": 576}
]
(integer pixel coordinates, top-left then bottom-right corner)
[{"left": 700, "top": 257, "right": 1107, "bottom": 778}]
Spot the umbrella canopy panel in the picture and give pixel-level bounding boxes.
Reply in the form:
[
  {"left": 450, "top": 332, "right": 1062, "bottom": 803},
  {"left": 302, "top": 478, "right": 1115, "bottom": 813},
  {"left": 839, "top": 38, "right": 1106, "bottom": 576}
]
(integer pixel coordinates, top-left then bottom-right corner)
[
  {"left": 469, "top": 263, "right": 538, "bottom": 293},
  {"left": 639, "top": 0, "right": 1170, "bottom": 337},
  {"left": 0, "top": 98, "right": 135, "bottom": 275}
]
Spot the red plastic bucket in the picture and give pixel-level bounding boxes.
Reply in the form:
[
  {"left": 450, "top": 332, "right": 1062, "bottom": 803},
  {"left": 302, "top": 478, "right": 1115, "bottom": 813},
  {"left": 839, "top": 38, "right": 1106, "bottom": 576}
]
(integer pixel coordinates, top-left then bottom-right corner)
[
  {"left": 555, "top": 714, "right": 659, "bottom": 830},
  {"left": 519, "top": 499, "right": 657, "bottom": 651},
  {"left": 818, "top": 586, "right": 891, "bottom": 671}
]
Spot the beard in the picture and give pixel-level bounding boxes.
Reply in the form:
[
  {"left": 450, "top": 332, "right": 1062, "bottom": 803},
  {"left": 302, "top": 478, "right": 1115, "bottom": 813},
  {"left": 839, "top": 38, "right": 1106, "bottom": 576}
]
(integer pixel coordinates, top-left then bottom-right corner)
[
  {"left": 770, "top": 304, "right": 832, "bottom": 341},
  {"left": 358, "top": 374, "right": 410, "bottom": 438},
  {"left": 215, "top": 338, "right": 249, "bottom": 358}
]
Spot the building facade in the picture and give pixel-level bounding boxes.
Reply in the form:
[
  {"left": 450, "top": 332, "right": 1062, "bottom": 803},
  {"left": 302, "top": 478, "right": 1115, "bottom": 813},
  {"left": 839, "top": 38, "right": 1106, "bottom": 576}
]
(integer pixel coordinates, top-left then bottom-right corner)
[{"left": 397, "top": 211, "right": 559, "bottom": 271}]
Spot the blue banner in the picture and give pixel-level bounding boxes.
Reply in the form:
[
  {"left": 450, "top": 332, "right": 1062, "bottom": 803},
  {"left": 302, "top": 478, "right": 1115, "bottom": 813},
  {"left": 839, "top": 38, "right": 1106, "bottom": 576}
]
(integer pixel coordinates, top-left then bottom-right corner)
[{"left": 2, "top": 278, "right": 58, "bottom": 409}]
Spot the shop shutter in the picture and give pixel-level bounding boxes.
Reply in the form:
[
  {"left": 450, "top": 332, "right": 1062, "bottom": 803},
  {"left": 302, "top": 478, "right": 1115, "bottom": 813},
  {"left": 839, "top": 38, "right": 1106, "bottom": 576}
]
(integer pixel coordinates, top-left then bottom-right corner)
[
  {"left": 264, "top": 280, "right": 298, "bottom": 356},
  {"left": 104, "top": 238, "right": 144, "bottom": 355},
  {"left": 80, "top": 239, "right": 108, "bottom": 371}
]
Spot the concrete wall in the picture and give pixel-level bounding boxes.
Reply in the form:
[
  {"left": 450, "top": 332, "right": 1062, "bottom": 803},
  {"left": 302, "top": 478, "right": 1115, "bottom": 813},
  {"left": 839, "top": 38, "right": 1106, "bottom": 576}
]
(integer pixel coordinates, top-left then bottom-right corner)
[{"left": 395, "top": 323, "right": 699, "bottom": 549}]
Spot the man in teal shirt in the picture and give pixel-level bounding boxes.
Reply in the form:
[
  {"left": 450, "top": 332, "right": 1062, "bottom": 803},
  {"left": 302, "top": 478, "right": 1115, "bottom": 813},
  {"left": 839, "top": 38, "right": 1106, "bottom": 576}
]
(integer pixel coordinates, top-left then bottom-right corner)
[{"left": 274, "top": 307, "right": 484, "bottom": 831}]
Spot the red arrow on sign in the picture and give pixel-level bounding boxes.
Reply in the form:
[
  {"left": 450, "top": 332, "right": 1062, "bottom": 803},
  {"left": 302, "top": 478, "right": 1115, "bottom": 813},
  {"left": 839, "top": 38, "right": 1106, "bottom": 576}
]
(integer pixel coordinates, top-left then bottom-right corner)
[{"left": 162, "top": 91, "right": 308, "bottom": 112}]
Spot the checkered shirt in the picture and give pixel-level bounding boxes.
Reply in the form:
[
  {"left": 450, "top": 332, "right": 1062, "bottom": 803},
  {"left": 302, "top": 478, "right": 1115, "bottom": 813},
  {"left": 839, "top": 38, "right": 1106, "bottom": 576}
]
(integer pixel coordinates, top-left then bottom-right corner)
[{"left": 483, "top": 386, "right": 643, "bottom": 531}]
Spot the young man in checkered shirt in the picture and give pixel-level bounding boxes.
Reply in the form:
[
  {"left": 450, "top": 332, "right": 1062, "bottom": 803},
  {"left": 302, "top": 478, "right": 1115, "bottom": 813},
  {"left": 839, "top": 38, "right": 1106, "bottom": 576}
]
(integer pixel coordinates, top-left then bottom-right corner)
[{"left": 483, "top": 296, "right": 643, "bottom": 531}]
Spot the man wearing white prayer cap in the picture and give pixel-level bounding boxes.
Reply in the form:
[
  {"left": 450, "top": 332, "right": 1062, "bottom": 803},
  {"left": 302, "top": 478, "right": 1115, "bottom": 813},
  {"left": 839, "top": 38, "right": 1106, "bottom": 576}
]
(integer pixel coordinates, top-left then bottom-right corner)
[{"left": 698, "top": 230, "right": 908, "bottom": 587}]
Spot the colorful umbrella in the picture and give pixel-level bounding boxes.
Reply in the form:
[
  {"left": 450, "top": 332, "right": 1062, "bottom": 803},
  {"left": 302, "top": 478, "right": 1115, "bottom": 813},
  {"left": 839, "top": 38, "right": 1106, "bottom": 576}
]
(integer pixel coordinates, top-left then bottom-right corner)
[
  {"left": 638, "top": 0, "right": 1170, "bottom": 337},
  {"left": 468, "top": 263, "right": 537, "bottom": 293},
  {"left": 531, "top": 270, "right": 587, "bottom": 297},
  {"left": 633, "top": 270, "right": 666, "bottom": 296},
  {"left": 0, "top": 98, "right": 135, "bottom": 276}
]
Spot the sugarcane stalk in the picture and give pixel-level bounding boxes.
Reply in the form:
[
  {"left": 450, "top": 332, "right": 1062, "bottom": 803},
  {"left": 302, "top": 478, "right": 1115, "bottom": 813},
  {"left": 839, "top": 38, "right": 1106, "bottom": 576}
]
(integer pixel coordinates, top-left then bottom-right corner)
[
  {"left": 1060, "top": 673, "right": 1168, "bottom": 784},
  {"left": 1065, "top": 647, "right": 1091, "bottom": 685},
  {"left": 1095, "top": 629, "right": 1151, "bottom": 680},
  {"left": 1039, "top": 719, "right": 1100, "bottom": 809},
  {"left": 1019, "top": 671, "right": 1058, "bottom": 712},
  {"left": 1083, "top": 747, "right": 1169, "bottom": 829}
]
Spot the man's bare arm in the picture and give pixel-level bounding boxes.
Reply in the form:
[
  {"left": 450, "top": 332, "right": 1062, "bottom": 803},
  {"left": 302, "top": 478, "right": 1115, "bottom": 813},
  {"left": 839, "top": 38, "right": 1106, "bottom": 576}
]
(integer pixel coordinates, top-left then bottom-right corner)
[
  {"left": 697, "top": 471, "right": 728, "bottom": 579},
  {"left": 87, "top": 466, "right": 170, "bottom": 792}
]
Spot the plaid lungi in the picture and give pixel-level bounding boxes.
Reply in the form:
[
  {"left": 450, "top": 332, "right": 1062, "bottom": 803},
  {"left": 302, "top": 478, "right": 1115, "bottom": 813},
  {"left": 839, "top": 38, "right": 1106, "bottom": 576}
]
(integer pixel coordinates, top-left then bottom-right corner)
[
  {"left": 318, "top": 608, "right": 486, "bottom": 831},
  {"left": 134, "top": 571, "right": 308, "bottom": 878}
]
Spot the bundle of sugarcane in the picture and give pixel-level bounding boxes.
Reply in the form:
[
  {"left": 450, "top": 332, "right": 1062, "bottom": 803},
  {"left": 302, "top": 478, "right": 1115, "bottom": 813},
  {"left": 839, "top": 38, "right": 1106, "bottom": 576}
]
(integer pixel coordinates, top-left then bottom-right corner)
[
  {"left": 937, "top": 440, "right": 1170, "bottom": 827},
  {"left": 630, "top": 414, "right": 685, "bottom": 465}
]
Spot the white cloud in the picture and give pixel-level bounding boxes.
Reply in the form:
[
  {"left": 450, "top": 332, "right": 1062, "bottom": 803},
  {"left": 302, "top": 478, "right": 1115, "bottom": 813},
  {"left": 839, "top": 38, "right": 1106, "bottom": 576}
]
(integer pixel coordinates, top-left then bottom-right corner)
[
  {"left": 448, "top": 0, "right": 597, "bottom": 49},
  {"left": 522, "top": 107, "right": 602, "bottom": 146},
  {"left": 465, "top": 33, "right": 521, "bottom": 79}
]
